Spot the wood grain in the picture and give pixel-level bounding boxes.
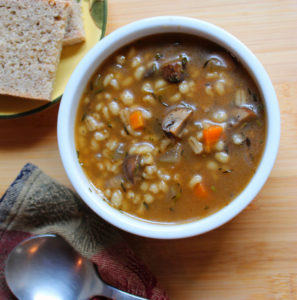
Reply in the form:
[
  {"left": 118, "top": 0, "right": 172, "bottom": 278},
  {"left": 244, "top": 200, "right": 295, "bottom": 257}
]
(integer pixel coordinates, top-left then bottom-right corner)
[{"left": 1, "top": 1, "right": 297, "bottom": 299}]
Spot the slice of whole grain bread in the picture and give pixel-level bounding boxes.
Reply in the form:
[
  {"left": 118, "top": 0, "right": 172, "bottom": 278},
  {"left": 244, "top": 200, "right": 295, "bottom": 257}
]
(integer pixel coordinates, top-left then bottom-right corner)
[
  {"left": 0, "top": 0, "right": 70, "bottom": 101},
  {"left": 63, "top": 0, "right": 86, "bottom": 46}
]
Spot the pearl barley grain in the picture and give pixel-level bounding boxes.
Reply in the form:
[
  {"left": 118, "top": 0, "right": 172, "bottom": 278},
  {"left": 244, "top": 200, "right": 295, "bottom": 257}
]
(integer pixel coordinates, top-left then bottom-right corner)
[
  {"left": 103, "top": 73, "right": 114, "bottom": 87},
  {"left": 111, "top": 190, "right": 123, "bottom": 207},
  {"left": 213, "top": 110, "right": 227, "bottom": 123},
  {"left": 120, "top": 90, "right": 134, "bottom": 106},
  {"left": 189, "top": 174, "right": 202, "bottom": 189},
  {"left": 179, "top": 81, "right": 190, "bottom": 94},
  {"left": 215, "top": 152, "right": 230, "bottom": 163},
  {"left": 233, "top": 133, "right": 245, "bottom": 145},
  {"left": 134, "top": 66, "right": 146, "bottom": 80},
  {"left": 144, "top": 194, "right": 154, "bottom": 204},
  {"left": 149, "top": 183, "right": 159, "bottom": 194},
  {"left": 108, "top": 101, "right": 120, "bottom": 116}
]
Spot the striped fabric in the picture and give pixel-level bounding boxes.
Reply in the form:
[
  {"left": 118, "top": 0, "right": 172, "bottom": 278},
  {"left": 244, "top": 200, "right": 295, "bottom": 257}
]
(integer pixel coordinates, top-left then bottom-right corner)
[{"left": 0, "top": 163, "right": 169, "bottom": 300}]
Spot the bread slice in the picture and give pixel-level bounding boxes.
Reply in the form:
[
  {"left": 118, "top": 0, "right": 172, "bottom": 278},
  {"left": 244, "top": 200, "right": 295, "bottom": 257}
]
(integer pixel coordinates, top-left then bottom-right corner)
[
  {"left": 0, "top": 0, "right": 70, "bottom": 101},
  {"left": 63, "top": 0, "right": 86, "bottom": 46}
]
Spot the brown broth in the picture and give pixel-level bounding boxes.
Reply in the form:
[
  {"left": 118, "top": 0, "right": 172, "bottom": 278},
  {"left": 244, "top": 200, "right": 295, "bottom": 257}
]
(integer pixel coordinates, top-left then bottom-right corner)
[{"left": 75, "top": 34, "right": 266, "bottom": 223}]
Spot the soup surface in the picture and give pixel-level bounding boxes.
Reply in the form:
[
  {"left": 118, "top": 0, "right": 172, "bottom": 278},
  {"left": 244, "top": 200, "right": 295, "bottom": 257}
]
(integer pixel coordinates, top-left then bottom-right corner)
[{"left": 75, "top": 34, "right": 266, "bottom": 223}]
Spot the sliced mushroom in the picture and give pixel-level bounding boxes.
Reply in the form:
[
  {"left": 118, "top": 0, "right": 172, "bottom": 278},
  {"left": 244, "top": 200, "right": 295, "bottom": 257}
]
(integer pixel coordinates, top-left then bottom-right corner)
[
  {"left": 229, "top": 107, "right": 257, "bottom": 128},
  {"left": 162, "top": 107, "right": 193, "bottom": 137},
  {"left": 122, "top": 155, "right": 142, "bottom": 184},
  {"left": 166, "top": 182, "right": 182, "bottom": 202},
  {"left": 188, "top": 136, "right": 203, "bottom": 155},
  {"left": 119, "top": 108, "right": 130, "bottom": 127},
  {"left": 144, "top": 62, "right": 159, "bottom": 78},
  {"left": 112, "top": 143, "right": 125, "bottom": 160},
  {"left": 104, "top": 175, "right": 123, "bottom": 189},
  {"left": 158, "top": 143, "right": 183, "bottom": 163},
  {"left": 161, "top": 61, "right": 185, "bottom": 83},
  {"left": 203, "top": 52, "right": 235, "bottom": 71}
]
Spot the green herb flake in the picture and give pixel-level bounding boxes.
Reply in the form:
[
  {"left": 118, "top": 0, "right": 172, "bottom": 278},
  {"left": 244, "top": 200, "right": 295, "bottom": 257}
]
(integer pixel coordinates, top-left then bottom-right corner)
[
  {"left": 258, "top": 103, "right": 264, "bottom": 111},
  {"left": 211, "top": 185, "right": 216, "bottom": 192},
  {"left": 256, "top": 119, "right": 263, "bottom": 127},
  {"left": 204, "top": 205, "right": 209, "bottom": 210},
  {"left": 155, "top": 52, "right": 162, "bottom": 60},
  {"left": 121, "top": 182, "right": 127, "bottom": 193},
  {"left": 181, "top": 101, "right": 193, "bottom": 109},
  {"left": 95, "top": 89, "right": 103, "bottom": 94},
  {"left": 152, "top": 63, "right": 157, "bottom": 73},
  {"left": 76, "top": 150, "right": 80, "bottom": 158},
  {"left": 81, "top": 113, "right": 87, "bottom": 122},
  {"left": 252, "top": 93, "right": 259, "bottom": 102},
  {"left": 239, "top": 122, "right": 247, "bottom": 130},
  {"left": 143, "top": 202, "right": 149, "bottom": 209},
  {"left": 88, "top": 187, "right": 92, "bottom": 193},
  {"left": 169, "top": 207, "right": 175, "bottom": 212},
  {"left": 123, "top": 125, "right": 130, "bottom": 135},
  {"left": 246, "top": 137, "right": 251, "bottom": 147},
  {"left": 180, "top": 55, "right": 188, "bottom": 67},
  {"left": 107, "top": 123, "right": 112, "bottom": 128},
  {"left": 203, "top": 59, "right": 210, "bottom": 68},
  {"left": 156, "top": 95, "right": 168, "bottom": 107},
  {"left": 93, "top": 74, "right": 103, "bottom": 94},
  {"left": 169, "top": 74, "right": 179, "bottom": 82},
  {"left": 135, "top": 160, "right": 141, "bottom": 173}
]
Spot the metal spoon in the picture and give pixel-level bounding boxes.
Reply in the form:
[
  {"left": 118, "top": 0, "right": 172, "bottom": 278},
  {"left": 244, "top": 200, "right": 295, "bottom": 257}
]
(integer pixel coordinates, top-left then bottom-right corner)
[{"left": 5, "top": 234, "right": 147, "bottom": 300}]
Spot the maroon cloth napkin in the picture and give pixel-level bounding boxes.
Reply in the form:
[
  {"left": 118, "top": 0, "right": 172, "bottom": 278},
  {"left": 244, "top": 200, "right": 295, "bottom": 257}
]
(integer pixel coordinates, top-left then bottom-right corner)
[{"left": 0, "top": 163, "right": 169, "bottom": 300}]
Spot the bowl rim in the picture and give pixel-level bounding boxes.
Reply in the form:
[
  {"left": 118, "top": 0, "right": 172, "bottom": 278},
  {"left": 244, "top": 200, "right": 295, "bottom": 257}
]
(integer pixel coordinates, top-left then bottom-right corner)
[{"left": 58, "top": 16, "right": 280, "bottom": 239}]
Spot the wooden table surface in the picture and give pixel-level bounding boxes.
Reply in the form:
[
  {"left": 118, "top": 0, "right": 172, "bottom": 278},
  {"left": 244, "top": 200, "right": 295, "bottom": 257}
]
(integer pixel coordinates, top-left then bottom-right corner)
[{"left": 1, "top": 1, "right": 297, "bottom": 299}]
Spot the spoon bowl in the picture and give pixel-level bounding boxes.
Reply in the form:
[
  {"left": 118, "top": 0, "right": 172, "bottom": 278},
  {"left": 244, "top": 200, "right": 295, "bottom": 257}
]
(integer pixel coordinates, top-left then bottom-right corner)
[{"left": 5, "top": 234, "right": 147, "bottom": 300}]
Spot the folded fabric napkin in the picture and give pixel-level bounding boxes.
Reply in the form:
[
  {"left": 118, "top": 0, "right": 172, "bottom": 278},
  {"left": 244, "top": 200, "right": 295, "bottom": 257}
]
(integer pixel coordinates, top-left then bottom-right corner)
[{"left": 0, "top": 163, "right": 169, "bottom": 300}]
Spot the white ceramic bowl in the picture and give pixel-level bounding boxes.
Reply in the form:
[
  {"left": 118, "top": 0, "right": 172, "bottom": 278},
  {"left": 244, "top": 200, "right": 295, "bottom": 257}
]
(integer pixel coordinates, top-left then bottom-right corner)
[{"left": 58, "top": 16, "right": 280, "bottom": 239}]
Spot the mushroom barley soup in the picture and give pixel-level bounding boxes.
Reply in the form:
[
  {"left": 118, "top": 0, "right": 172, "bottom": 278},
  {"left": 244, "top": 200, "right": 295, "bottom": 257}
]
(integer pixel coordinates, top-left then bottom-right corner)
[{"left": 75, "top": 34, "right": 266, "bottom": 223}]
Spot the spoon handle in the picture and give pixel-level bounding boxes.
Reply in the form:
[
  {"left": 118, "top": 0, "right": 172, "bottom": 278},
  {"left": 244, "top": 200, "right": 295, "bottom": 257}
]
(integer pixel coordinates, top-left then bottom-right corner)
[
  {"left": 88, "top": 263, "right": 148, "bottom": 300},
  {"left": 103, "top": 284, "right": 149, "bottom": 300}
]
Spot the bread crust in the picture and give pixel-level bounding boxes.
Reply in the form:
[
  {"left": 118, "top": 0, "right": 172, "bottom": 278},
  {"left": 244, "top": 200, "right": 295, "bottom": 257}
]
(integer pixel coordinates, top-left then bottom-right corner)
[{"left": 63, "top": 0, "right": 86, "bottom": 46}]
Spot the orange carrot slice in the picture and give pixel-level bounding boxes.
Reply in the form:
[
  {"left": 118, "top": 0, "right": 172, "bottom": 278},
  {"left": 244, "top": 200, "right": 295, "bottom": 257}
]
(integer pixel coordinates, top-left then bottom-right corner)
[
  {"left": 193, "top": 182, "right": 209, "bottom": 199},
  {"left": 129, "top": 110, "right": 144, "bottom": 130},
  {"left": 203, "top": 125, "right": 223, "bottom": 151}
]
